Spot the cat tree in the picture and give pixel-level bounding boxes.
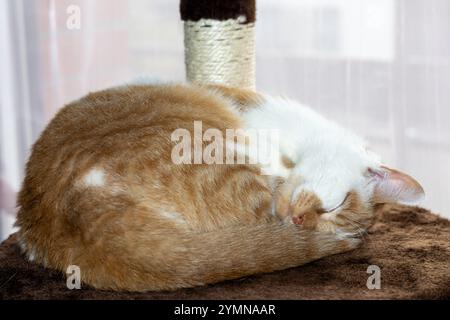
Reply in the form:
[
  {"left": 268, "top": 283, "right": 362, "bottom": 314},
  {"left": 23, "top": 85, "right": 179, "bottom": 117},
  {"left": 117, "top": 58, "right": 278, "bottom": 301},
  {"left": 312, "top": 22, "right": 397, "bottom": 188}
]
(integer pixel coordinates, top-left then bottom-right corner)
[{"left": 180, "top": 0, "right": 256, "bottom": 89}]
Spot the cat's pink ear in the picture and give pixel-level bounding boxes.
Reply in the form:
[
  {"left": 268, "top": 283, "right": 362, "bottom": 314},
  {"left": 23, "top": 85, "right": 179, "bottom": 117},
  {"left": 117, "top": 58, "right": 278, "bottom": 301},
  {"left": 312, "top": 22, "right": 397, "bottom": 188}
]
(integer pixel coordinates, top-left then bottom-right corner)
[{"left": 369, "top": 166, "right": 425, "bottom": 204}]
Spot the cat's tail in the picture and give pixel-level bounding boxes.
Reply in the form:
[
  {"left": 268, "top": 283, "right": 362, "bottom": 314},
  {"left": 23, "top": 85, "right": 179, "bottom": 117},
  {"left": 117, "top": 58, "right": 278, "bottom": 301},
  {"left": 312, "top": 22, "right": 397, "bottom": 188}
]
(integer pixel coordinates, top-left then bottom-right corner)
[{"left": 79, "top": 219, "right": 360, "bottom": 291}]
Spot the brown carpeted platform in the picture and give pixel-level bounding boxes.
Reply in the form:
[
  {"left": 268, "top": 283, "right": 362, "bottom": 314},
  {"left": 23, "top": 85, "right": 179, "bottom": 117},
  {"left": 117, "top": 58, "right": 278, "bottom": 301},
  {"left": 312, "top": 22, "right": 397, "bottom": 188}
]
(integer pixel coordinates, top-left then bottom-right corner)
[{"left": 1, "top": 204, "right": 449, "bottom": 300}]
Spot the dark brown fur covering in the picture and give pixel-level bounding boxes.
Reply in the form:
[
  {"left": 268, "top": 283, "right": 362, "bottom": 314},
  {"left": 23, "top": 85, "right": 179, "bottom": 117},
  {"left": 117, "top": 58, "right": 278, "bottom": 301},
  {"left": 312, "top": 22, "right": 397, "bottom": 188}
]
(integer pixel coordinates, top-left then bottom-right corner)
[
  {"left": 180, "top": 0, "right": 256, "bottom": 23},
  {"left": 1, "top": 204, "right": 449, "bottom": 299}
]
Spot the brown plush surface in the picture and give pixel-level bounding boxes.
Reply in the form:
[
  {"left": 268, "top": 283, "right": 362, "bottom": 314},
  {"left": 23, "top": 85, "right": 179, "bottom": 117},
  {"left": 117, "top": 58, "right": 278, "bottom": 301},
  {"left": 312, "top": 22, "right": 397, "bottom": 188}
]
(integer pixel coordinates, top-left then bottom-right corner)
[
  {"left": 180, "top": 0, "right": 256, "bottom": 23},
  {"left": 1, "top": 204, "right": 449, "bottom": 300}
]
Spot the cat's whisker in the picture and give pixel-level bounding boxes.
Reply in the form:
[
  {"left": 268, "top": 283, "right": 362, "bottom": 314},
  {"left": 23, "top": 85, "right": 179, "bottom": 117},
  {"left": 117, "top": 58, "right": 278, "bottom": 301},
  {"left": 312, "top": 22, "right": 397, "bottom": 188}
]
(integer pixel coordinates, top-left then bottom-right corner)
[{"left": 339, "top": 215, "right": 368, "bottom": 242}]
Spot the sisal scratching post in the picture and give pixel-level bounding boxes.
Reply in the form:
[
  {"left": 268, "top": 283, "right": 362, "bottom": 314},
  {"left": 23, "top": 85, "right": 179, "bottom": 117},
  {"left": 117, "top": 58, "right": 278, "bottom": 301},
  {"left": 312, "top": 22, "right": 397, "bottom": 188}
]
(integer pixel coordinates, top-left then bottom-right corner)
[{"left": 180, "top": 0, "right": 256, "bottom": 89}]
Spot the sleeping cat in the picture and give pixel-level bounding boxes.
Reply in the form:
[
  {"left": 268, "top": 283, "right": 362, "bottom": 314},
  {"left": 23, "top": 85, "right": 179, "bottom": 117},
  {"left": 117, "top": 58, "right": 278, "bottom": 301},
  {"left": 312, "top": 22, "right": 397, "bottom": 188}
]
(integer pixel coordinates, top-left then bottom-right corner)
[{"left": 15, "top": 83, "right": 424, "bottom": 291}]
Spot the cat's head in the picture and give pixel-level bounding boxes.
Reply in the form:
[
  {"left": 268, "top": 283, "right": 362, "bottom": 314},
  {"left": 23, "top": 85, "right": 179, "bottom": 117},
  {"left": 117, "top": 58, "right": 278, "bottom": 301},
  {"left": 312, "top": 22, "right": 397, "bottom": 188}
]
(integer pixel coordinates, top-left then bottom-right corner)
[{"left": 300, "top": 133, "right": 424, "bottom": 235}]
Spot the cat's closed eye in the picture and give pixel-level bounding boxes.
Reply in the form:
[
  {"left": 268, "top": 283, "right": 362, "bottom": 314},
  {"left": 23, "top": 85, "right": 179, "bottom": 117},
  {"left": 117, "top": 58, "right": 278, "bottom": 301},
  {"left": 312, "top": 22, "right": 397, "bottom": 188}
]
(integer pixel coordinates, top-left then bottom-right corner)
[{"left": 322, "top": 192, "right": 350, "bottom": 213}]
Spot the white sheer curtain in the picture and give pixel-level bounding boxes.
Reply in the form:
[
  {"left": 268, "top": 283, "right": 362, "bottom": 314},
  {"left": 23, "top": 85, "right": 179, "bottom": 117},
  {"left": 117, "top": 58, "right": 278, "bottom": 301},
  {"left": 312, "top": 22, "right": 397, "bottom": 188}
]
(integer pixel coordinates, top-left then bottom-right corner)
[{"left": 1, "top": 0, "right": 449, "bottom": 241}]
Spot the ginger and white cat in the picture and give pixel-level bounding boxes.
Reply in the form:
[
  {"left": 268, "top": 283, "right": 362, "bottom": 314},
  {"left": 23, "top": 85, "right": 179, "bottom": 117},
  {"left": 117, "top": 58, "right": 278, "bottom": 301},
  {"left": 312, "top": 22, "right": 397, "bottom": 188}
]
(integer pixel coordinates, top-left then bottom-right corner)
[{"left": 15, "top": 84, "right": 424, "bottom": 291}]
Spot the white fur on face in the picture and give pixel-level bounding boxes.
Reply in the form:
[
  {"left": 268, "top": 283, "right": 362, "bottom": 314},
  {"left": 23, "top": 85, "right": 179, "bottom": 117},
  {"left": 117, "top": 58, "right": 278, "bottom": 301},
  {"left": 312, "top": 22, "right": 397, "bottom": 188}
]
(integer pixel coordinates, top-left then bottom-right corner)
[
  {"left": 242, "top": 95, "right": 381, "bottom": 211},
  {"left": 83, "top": 168, "right": 106, "bottom": 187}
]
